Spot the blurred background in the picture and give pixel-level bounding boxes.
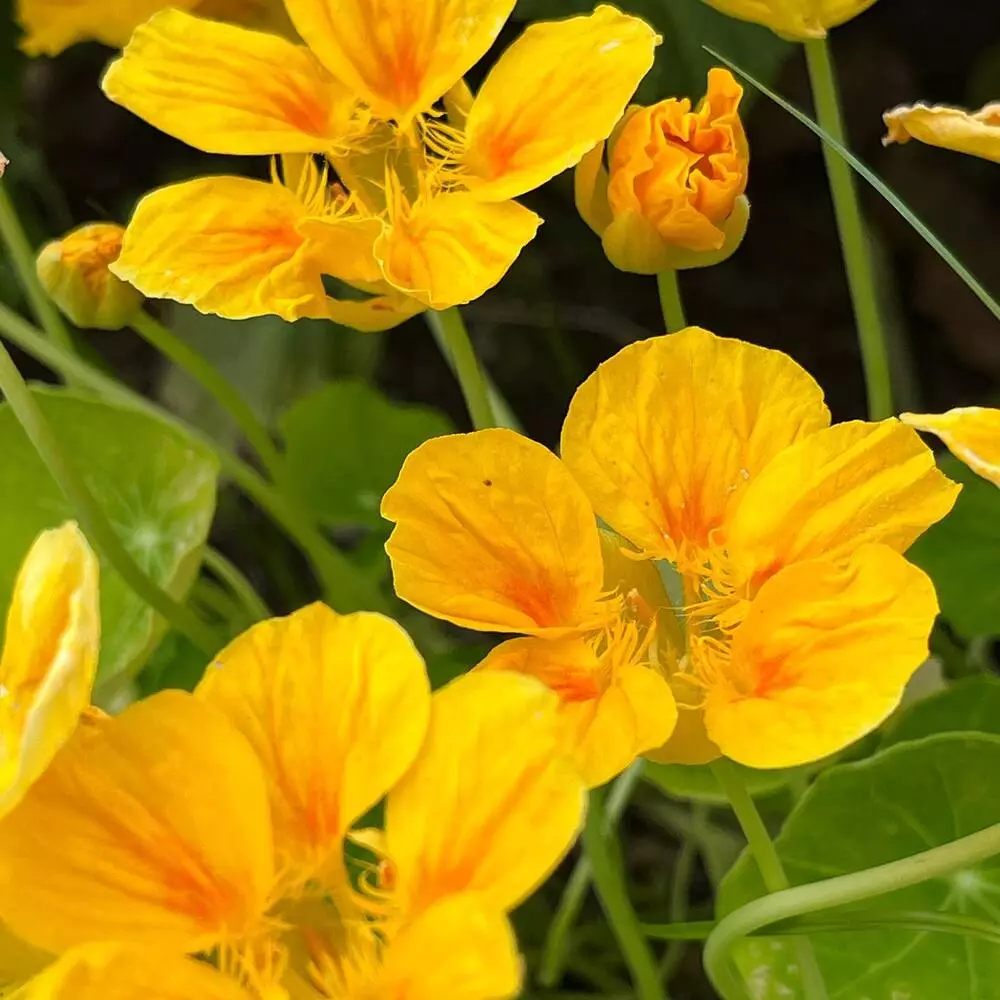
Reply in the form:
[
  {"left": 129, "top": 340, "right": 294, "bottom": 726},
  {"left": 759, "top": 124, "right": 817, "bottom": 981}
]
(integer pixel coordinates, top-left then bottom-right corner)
[{"left": 2, "top": 0, "right": 999, "bottom": 994}]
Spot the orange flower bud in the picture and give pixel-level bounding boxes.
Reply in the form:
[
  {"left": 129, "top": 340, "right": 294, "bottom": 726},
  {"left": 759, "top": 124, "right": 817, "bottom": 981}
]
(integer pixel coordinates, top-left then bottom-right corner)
[
  {"left": 36, "top": 223, "right": 144, "bottom": 330},
  {"left": 575, "top": 68, "right": 749, "bottom": 275}
]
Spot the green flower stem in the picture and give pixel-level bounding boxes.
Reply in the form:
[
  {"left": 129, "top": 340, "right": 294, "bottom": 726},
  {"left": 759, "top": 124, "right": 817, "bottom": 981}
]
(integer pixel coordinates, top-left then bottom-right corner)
[
  {"left": 131, "top": 311, "right": 284, "bottom": 481},
  {"left": 711, "top": 759, "right": 828, "bottom": 1000},
  {"left": 656, "top": 271, "right": 688, "bottom": 333},
  {"left": 0, "top": 300, "right": 384, "bottom": 614},
  {"left": 661, "top": 803, "right": 708, "bottom": 983},
  {"left": 581, "top": 774, "right": 668, "bottom": 1000},
  {"left": 202, "top": 546, "right": 272, "bottom": 623},
  {"left": 0, "top": 184, "right": 77, "bottom": 363},
  {"left": 803, "top": 37, "right": 892, "bottom": 420},
  {"left": 540, "top": 761, "right": 645, "bottom": 986},
  {"left": 426, "top": 307, "right": 517, "bottom": 430},
  {"left": 703, "top": 820, "right": 1000, "bottom": 999},
  {"left": 0, "top": 336, "right": 222, "bottom": 656}
]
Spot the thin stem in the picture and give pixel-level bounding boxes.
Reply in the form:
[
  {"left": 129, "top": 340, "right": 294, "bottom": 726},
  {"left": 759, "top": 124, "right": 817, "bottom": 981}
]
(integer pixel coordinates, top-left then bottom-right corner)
[
  {"left": 0, "top": 338, "right": 221, "bottom": 656},
  {"left": 581, "top": 777, "right": 667, "bottom": 1000},
  {"left": 803, "top": 37, "right": 893, "bottom": 420},
  {"left": 703, "top": 820, "right": 1000, "bottom": 999},
  {"left": 711, "top": 759, "right": 828, "bottom": 1000},
  {"left": 656, "top": 271, "right": 688, "bottom": 333},
  {"left": 0, "top": 184, "right": 77, "bottom": 360},
  {"left": 661, "top": 803, "right": 708, "bottom": 983},
  {"left": 540, "top": 761, "right": 645, "bottom": 986},
  {"left": 426, "top": 307, "right": 503, "bottom": 430},
  {"left": 0, "top": 300, "right": 385, "bottom": 614},
  {"left": 202, "top": 546, "right": 272, "bottom": 623},
  {"left": 131, "top": 311, "right": 284, "bottom": 480}
]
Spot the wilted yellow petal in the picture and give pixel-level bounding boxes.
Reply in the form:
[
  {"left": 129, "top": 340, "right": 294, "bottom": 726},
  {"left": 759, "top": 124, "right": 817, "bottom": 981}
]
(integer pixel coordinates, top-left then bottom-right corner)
[
  {"left": 376, "top": 192, "right": 541, "bottom": 309},
  {"left": 699, "top": 0, "right": 876, "bottom": 39},
  {"left": 102, "top": 10, "right": 354, "bottom": 156},
  {"left": 883, "top": 102, "right": 1000, "bottom": 164},
  {"left": 377, "top": 894, "right": 521, "bottom": 1000},
  {"left": 727, "top": 418, "right": 961, "bottom": 587},
  {"left": 463, "top": 5, "right": 659, "bottom": 201},
  {"left": 382, "top": 429, "right": 606, "bottom": 635},
  {"left": 0, "top": 522, "right": 98, "bottom": 819},
  {"left": 14, "top": 944, "right": 252, "bottom": 1000},
  {"left": 0, "top": 691, "right": 273, "bottom": 954},
  {"left": 705, "top": 545, "right": 938, "bottom": 768},
  {"left": 385, "top": 670, "right": 585, "bottom": 914},
  {"left": 561, "top": 328, "right": 830, "bottom": 565},
  {"left": 196, "top": 604, "right": 430, "bottom": 884},
  {"left": 284, "top": 0, "right": 516, "bottom": 123},
  {"left": 901, "top": 407, "right": 1000, "bottom": 487}
]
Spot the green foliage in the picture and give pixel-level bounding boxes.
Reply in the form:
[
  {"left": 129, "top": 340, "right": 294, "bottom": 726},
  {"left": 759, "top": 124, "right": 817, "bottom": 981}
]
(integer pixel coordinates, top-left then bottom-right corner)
[
  {"left": 884, "top": 675, "right": 1000, "bottom": 746},
  {"left": 644, "top": 760, "right": 811, "bottom": 804},
  {"left": 718, "top": 734, "right": 1000, "bottom": 1000},
  {"left": 0, "top": 388, "right": 217, "bottom": 691},
  {"left": 278, "top": 379, "right": 453, "bottom": 531},
  {"left": 910, "top": 455, "right": 1000, "bottom": 640}
]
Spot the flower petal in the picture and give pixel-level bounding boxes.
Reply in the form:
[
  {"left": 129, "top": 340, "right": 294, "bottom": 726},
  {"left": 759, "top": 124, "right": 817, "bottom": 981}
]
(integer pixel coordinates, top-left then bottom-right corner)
[
  {"left": 883, "top": 101, "right": 1000, "bottom": 164},
  {"left": 385, "top": 670, "right": 585, "bottom": 914},
  {"left": 643, "top": 706, "right": 721, "bottom": 766},
  {"left": 376, "top": 192, "right": 541, "bottom": 310},
  {"left": 377, "top": 894, "right": 521, "bottom": 1000},
  {"left": 901, "top": 407, "right": 1000, "bottom": 487},
  {"left": 196, "top": 604, "right": 430, "bottom": 883},
  {"left": 560, "top": 328, "right": 830, "bottom": 564},
  {"left": 102, "top": 10, "right": 354, "bottom": 156},
  {"left": 0, "top": 691, "right": 273, "bottom": 954},
  {"left": 705, "top": 544, "right": 938, "bottom": 768},
  {"left": 463, "top": 5, "right": 659, "bottom": 201},
  {"left": 382, "top": 428, "right": 606, "bottom": 635},
  {"left": 0, "top": 522, "right": 98, "bottom": 819},
  {"left": 283, "top": 0, "right": 516, "bottom": 123},
  {"left": 727, "top": 418, "right": 961, "bottom": 586}
]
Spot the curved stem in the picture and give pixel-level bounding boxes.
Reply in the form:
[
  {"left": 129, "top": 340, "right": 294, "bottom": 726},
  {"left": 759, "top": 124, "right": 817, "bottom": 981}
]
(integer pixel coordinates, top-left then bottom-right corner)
[
  {"left": 540, "top": 761, "right": 645, "bottom": 986},
  {"left": 426, "top": 307, "right": 500, "bottom": 430},
  {"left": 0, "top": 300, "right": 385, "bottom": 614},
  {"left": 581, "top": 778, "right": 668, "bottom": 1000},
  {"left": 0, "top": 184, "right": 77, "bottom": 363},
  {"left": 661, "top": 803, "right": 708, "bottom": 983},
  {"left": 704, "top": 820, "right": 1000, "bottom": 999},
  {"left": 656, "top": 271, "right": 688, "bottom": 333},
  {"left": 131, "top": 311, "right": 283, "bottom": 480},
  {"left": 0, "top": 338, "right": 221, "bottom": 656},
  {"left": 202, "top": 546, "right": 272, "bottom": 622},
  {"left": 803, "top": 37, "right": 893, "bottom": 420},
  {"left": 712, "top": 759, "right": 828, "bottom": 1000}
]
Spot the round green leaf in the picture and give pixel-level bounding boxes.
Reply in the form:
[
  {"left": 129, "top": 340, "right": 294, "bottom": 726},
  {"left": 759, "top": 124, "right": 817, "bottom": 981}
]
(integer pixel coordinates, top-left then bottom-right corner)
[
  {"left": 718, "top": 734, "right": 1000, "bottom": 1000},
  {"left": 0, "top": 388, "right": 218, "bottom": 691},
  {"left": 885, "top": 676, "right": 1000, "bottom": 747}
]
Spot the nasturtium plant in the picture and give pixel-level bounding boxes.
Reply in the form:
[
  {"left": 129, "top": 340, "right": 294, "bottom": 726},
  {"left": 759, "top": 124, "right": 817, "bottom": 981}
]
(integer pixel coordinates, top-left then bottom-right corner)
[
  {"left": 884, "top": 675, "right": 1000, "bottom": 747},
  {"left": 0, "top": 389, "right": 217, "bottom": 692}
]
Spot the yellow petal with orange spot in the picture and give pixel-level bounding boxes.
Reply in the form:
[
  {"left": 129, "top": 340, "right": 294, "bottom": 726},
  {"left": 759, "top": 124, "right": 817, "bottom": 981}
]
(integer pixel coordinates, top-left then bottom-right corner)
[
  {"left": 479, "top": 636, "right": 676, "bottom": 788},
  {"left": 901, "top": 407, "right": 1000, "bottom": 487},
  {"left": 14, "top": 943, "right": 252, "bottom": 1000},
  {"left": 376, "top": 192, "right": 541, "bottom": 310},
  {"left": 382, "top": 428, "right": 606, "bottom": 635},
  {"left": 196, "top": 604, "right": 430, "bottom": 884},
  {"left": 560, "top": 328, "right": 830, "bottom": 564},
  {"left": 883, "top": 101, "right": 1000, "bottom": 164},
  {"left": 463, "top": 6, "right": 659, "bottom": 201},
  {"left": 377, "top": 894, "right": 522, "bottom": 1000},
  {"left": 113, "top": 176, "right": 330, "bottom": 323},
  {"left": 705, "top": 545, "right": 938, "bottom": 768},
  {"left": 727, "top": 418, "right": 961, "bottom": 586},
  {"left": 0, "top": 690, "right": 273, "bottom": 954},
  {"left": 385, "top": 670, "right": 585, "bottom": 914},
  {"left": 284, "top": 0, "right": 516, "bottom": 123},
  {"left": 102, "top": 10, "right": 353, "bottom": 156},
  {"left": 0, "top": 522, "right": 98, "bottom": 819}
]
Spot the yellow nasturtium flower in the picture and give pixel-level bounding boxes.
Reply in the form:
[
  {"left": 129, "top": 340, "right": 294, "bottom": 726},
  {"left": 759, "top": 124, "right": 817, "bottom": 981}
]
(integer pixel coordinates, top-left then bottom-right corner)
[
  {"left": 0, "top": 603, "right": 584, "bottom": 999},
  {"left": 902, "top": 408, "right": 1000, "bottom": 487},
  {"left": 883, "top": 102, "right": 1000, "bottom": 164},
  {"left": 382, "top": 328, "right": 959, "bottom": 772},
  {"left": 100, "top": 2, "right": 659, "bottom": 328},
  {"left": 576, "top": 68, "right": 750, "bottom": 274},
  {"left": 699, "top": 0, "right": 876, "bottom": 39}
]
